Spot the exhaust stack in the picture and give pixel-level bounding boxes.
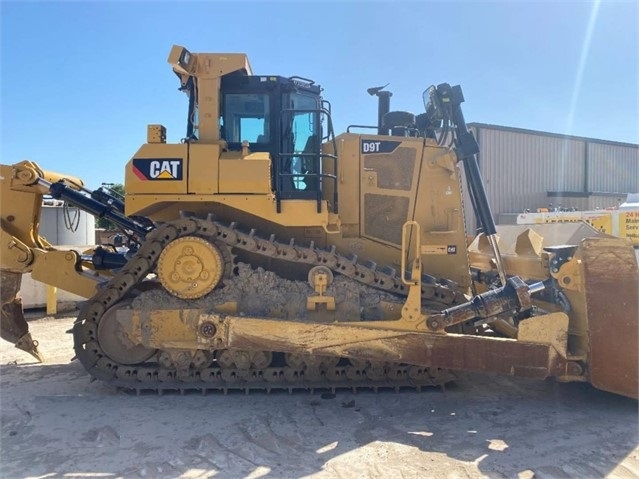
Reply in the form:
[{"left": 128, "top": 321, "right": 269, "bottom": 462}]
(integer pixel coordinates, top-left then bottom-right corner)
[{"left": 367, "top": 84, "right": 392, "bottom": 136}]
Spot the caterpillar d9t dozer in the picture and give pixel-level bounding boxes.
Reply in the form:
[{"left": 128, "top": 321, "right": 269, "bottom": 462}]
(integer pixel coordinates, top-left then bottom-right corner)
[{"left": 1, "top": 45, "right": 637, "bottom": 399}]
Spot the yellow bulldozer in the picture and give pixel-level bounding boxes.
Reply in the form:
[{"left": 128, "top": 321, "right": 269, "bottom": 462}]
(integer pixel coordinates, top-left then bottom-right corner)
[{"left": 1, "top": 45, "right": 637, "bottom": 398}]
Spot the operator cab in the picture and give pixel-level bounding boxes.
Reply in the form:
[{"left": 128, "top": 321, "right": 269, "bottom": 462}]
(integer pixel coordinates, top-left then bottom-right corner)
[
  {"left": 185, "top": 73, "right": 328, "bottom": 202},
  {"left": 221, "top": 75, "right": 323, "bottom": 200}
]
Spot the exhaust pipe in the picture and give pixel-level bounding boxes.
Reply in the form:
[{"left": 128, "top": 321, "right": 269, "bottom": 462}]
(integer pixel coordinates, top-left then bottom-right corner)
[{"left": 367, "top": 84, "right": 392, "bottom": 136}]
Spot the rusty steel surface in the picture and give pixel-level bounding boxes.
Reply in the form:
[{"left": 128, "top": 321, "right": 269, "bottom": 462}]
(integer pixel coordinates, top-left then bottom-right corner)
[
  {"left": 0, "top": 271, "right": 44, "bottom": 361},
  {"left": 222, "top": 316, "right": 560, "bottom": 380},
  {"left": 582, "top": 238, "right": 639, "bottom": 399},
  {"left": 0, "top": 271, "right": 27, "bottom": 344}
]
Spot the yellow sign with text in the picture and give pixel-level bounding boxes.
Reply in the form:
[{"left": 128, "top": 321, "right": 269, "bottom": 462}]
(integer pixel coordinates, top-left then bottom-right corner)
[{"left": 620, "top": 211, "right": 639, "bottom": 244}]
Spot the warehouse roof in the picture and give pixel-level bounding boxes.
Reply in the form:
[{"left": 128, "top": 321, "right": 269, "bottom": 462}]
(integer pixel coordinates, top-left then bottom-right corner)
[{"left": 468, "top": 123, "right": 639, "bottom": 149}]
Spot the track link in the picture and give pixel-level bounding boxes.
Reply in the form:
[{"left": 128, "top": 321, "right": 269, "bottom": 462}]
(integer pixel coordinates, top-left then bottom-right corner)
[{"left": 73, "top": 217, "right": 465, "bottom": 393}]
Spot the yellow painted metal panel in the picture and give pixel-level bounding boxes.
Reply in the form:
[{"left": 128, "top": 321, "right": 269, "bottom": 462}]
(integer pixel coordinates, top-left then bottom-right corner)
[
  {"left": 188, "top": 143, "right": 220, "bottom": 194},
  {"left": 125, "top": 194, "right": 332, "bottom": 227},
  {"left": 218, "top": 156, "right": 271, "bottom": 193},
  {"left": 330, "top": 134, "right": 360, "bottom": 226},
  {"left": 413, "top": 147, "right": 472, "bottom": 289},
  {"left": 125, "top": 143, "right": 188, "bottom": 197}
]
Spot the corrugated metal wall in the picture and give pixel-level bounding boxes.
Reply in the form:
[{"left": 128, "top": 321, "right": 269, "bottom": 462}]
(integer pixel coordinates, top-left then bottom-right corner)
[
  {"left": 462, "top": 124, "right": 639, "bottom": 233},
  {"left": 587, "top": 142, "right": 639, "bottom": 192},
  {"left": 587, "top": 194, "right": 628, "bottom": 210}
]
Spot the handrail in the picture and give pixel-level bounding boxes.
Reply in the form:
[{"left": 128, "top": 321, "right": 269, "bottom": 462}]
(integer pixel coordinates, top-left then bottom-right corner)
[{"left": 277, "top": 107, "right": 339, "bottom": 214}]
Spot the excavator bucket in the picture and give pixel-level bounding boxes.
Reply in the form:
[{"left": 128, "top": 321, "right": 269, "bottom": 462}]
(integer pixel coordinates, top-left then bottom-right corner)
[
  {"left": 0, "top": 271, "right": 44, "bottom": 362},
  {"left": 581, "top": 238, "right": 638, "bottom": 398}
]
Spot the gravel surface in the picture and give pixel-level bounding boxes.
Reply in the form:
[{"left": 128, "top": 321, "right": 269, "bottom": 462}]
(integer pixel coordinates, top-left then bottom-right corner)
[{"left": 1, "top": 315, "right": 638, "bottom": 479}]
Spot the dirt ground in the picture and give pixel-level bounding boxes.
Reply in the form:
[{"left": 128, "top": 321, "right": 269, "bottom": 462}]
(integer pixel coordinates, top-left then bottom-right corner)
[{"left": 0, "top": 315, "right": 637, "bottom": 479}]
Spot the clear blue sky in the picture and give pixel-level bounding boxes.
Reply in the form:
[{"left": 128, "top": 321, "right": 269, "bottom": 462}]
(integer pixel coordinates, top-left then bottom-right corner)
[{"left": 2, "top": 1, "right": 637, "bottom": 188}]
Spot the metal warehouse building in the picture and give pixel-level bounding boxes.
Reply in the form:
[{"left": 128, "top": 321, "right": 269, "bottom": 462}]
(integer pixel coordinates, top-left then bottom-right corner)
[{"left": 463, "top": 123, "right": 639, "bottom": 233}]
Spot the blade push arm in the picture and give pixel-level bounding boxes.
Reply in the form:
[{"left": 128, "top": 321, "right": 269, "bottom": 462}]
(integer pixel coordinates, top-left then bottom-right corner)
[{"left": 1, "top": 161, "right": 137, "bottom": 360}]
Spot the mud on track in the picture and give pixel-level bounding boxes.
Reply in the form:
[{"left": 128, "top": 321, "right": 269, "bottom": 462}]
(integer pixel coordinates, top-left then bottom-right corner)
[{"left": 1, "top": 315, "right": 638, "bottom": 479}]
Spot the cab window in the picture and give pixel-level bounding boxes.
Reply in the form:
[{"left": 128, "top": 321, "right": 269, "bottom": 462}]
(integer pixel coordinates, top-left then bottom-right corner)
[
  {"left": 287, "top": 93, "right": 320, "bottom": 190},
  {"left": 221, "top": 93, "right": 270, "bottom": 143}
]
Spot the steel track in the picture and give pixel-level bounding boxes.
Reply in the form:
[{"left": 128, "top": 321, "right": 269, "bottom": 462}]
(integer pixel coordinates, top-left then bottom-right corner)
[{"left": 73, "top": 217, "right": 464, "bottom": 393}]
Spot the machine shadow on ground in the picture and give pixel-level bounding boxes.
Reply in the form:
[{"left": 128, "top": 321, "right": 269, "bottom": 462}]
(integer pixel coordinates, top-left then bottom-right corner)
[{"left": 1, "top": 355, "right": 637, "bottom": 479}]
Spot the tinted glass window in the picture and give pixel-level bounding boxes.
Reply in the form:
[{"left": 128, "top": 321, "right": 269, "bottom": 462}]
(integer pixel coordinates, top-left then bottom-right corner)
[
  {"left": 288, "top": 94, "right": 319, "bottom": 190},
  {"left": 222, "top": 94, "right": 270, "bottom": 143}
]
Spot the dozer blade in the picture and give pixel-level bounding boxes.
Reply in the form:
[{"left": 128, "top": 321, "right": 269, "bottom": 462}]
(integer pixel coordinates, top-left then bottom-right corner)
[
  {"left": 581, "top": 238, "right": 638, "bottom": 399},
  {"left": 0, "top": 271, "right": 44, "bottom": 362}
]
